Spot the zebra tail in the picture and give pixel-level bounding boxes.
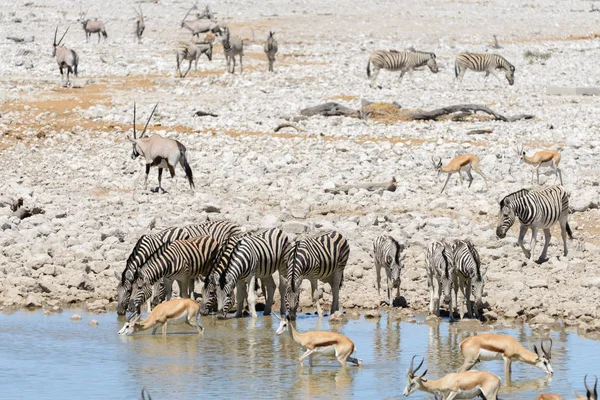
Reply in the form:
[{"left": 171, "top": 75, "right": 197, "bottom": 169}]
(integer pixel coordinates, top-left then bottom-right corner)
[
  {"left": 366, "top": 58, "right": 371, "bottom": 78},
  {"left": 566, "top": 222, "right": 573, "bottom": 240},
  {"left": 454, "top": 59, "right": 459, "bottom": 78},
  {"left": 178, "top": 142, "right": 195, "bottom": 190}
]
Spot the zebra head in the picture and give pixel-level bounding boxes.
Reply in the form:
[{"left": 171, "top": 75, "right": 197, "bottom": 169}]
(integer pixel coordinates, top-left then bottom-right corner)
[
  {"left": 496, "top": 205, "right": 516, "bottom": 239},
  {"left": 440, "top": 245, "right": 454, "bottom": 305},
  {"left": 115, "top": 269, "right": 135, "bottom": 316},
  {"left": 284, "top": 283, "right": 300, "bottom": 321},
  {"left": 216, "top": 273, "right": 235, "bottom": 319},
  {"left": 472, "top": 268, "right": 487, "bottom": 315},
  {"left": 389, "top": 237, "right": 405, "bottom": 289},
  {"left": 426, "top": 53, "right": 439, "bottom": 73},
  {"left": 199, "top": 277, "right": 216, "bottom": 315},
  {"left": 505, "top": 63, "right": 515, "bottom": 85},
  {"left": 284, "top": 242, "right": 302, "bottom": 320}
]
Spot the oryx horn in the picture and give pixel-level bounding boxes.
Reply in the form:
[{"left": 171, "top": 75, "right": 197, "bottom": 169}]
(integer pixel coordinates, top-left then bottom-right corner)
[
  {"left": 140, "top": 103, "right": 158, "bottom": 138},
  {"left": 181, "top": 4, "right": 197, "bottom": 25},
  {"left": 57, "top": 26, "right": 69, "bottom": 46},
  {"left": 133, "top": 102, "right": 137, "bottom": 139}
]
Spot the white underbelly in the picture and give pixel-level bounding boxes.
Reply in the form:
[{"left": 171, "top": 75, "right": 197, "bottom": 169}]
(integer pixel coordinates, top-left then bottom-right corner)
[
  {"left": 460, "top": 165, "right": 472, "bottom": 172},
  {"left": 453, "top": 387, "right": 482, "bottom": 399},
  {"left": 168, "top": 310, "right": 189, "bottom": 325},
  {"left": 478, "top": 349, "right": 503, "bottom": 361},
  {"left": 312, "top": 345, "right": 337, "bottom": 357}
]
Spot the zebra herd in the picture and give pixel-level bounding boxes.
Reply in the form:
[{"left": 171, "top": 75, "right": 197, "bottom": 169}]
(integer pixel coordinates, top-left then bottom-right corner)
[{"left": 367, "top": 49, "right": 515, "bottom": 88}]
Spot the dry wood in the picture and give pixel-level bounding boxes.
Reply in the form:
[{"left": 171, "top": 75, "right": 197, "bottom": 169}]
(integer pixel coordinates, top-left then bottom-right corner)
[
  {"left": 274, "top": 123, "right": 300, "bottom": 132},
  {"left": 409, "top": 104, "right": 534, "bottom": 122},
  {"left": 467, "top": 129, "right": 494, "bottom": 135},
  {"left": 300, "top": 102, "right": 359, "bottom": 118},
  {"left": 193, "top": 110, "right": 218, "bottom": 117},
  {"left": 325, "top": 177, "right": 397, "bottom": 195}
]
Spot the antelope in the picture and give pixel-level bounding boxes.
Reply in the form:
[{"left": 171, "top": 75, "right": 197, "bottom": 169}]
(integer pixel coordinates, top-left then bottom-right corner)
[
  {"left": 274, "top": 314, "right": 362, "bottom": 367},
  {"left": 196, "top": 5, "right": 216, "bottom": 20},
  {"left": 134, "top": 6, "right": 145, "bottom": 43},
  {"left": 573, "top": 375, "right": 598, "bottom": 400},
  {"left": 118, "top": 298, "right": 203, "bottom": 337},
  {"left": 176, "top": 40, "right": 213, "bottom": 78},
  {"left": 52, "top": 26, "right": 79, "bottom": 87},
  {"left": 403, "top": 356, "right": 501, "bottom": 399},
  {"left": 432, "top": 154, "right": 488, "bottom": 194},
  {"left": 264, "top": 31, "right": 278, "bottom": 72},
  {"left": 536, "top": 395, "right": 565, "bottom": 400},
  {"left": 79, "top": 10, "right": 107, "bottom": 43},
  {"left": 458, "top": 334, "right": 553, "bottom": 378},
  {"left": 181, "top": 5, "right": 221, "bottom": 38},
  {"left": 127, "top": 103, "right": 195, "bottom": 193},
  {"left": 515, "top": 145, "right": 563, "bottom": 185}
]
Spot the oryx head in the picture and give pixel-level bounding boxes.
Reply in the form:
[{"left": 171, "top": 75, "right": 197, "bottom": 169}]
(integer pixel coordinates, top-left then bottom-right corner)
[
  {"left": 128, "top": 102, "right": 158, "bottom": 159},
  {"left": 505, "top": 63, "right": 515, "bottom": 86},
  {"left": 431, "top": 156, "right": 443, "bottom": 175},
  {"left": 533, "top": 338, "right": 553, "bottom": 375},
  {"left": 427, "top": 53, "right": 439, "bottom": 73},
  {"left": 118, "top": 313, "right": 140, "bottom": 335},
  {"left": 52, "top": 26, "right": 69, "bottom": 57},
  {"left": 403, "top": 355, "right": 428, "bottom": 396}
]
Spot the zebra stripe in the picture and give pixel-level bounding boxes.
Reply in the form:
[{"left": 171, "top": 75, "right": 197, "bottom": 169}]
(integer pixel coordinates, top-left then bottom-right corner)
[
  {"left": 367, "top": 49, "right": 438, "bottom": 87},
  {"left": 264, "top": 31, "right": 278, "bottom": 72},
  {"left": 372, "top": 235, "right": 405, "bottom": 305},
  {"left": 131, "top": 236, "right": 219, "bottom": 315},
  {"left": 496, "top": 185, "right": 572, "bottom": 261},
  {"left": 426, "top": 241, "right": 456, "bottom": 320},
  {"left": 222, "top": 26, "right": 243, "bottom": 73},
  {"left": 216, "top": 228, "right": 289, "bottom": 318},
  {"left": 452, "top": 239, "right": 485, "bottom": 319},
  {"left": 285, "top": 231, "right": 350, "bottom": 320},
  {"left": 455, "top": 52, "right": 515, "bottom": 85}
]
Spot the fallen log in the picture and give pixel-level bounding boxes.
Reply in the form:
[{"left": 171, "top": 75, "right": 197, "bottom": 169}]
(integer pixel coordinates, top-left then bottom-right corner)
[
  {"left": 300, "top": 102, "right": 359, "bottom": 118},
  {"left": 409, "top": 104, "right": 534, "bottom": 122},
  {"left": 466, "top": 128, "right": 494, "bottom": 135},
  {"left": 325, "top": 177, "right": 397, "bottom": 195}
]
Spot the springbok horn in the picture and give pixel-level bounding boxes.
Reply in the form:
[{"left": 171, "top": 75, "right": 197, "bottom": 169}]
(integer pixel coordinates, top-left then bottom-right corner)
[
  {"left": 541, "top": 338, "right": 552, "bottom": 359},
  {"left": 272, "top": 313, "right": 282, "bottom": 321},
  {"left": 133, "top": 102, "right": 137, "bottom": 139},
  {"left": 584, "top": 375, "right": 591, "bottom": 396},
  {"left": 594, "top": 376, "right": 598, "bottom": 399},
  {"left": 140, "top": 103, "right": 158, "bottom": 138},
  {"left": 419, "top": 369, "right": 428, "bottom": 378},
  {"left": 58, "top": 26, "right": 70, "bottom": 46}
]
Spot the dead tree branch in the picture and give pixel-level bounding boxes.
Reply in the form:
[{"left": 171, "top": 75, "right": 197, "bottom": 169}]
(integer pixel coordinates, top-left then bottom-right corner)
[
  {"left": 409, "top": 104, "right": 534, "bottom": 122},
  {"left": 325, "top": 177, "right": 397, "bottom": 195}
]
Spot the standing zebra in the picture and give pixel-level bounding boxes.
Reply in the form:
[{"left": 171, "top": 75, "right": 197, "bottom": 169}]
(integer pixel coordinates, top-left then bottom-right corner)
[
  {"left": 455, "top": 52, "right": 515, "bottom": 86},
  {"left": 216, "top": 228, "right": 290, "bottom": 318},
  {"left": 372, "top": 235, "right": 405, "bottom": 306},
  {"left": 426, "top": 241, "right": 456, "bottom": 320},
  {"left": 263, "top": 31, "right": 278, "bottom": 72},
  {"left": 366, "top": 49, "right": 438, "bottom": 88},
  {"left": 496, "top": 185, "right": 573, "bottom": 262},
  {"left": 222, "top": 26, "right": 243, "bottom": 74},
  {"left": 451, "top": 239, "right": 486, "bottom": 319},
  {"left": 130, "top": 236, "right": 220, "bottom": 316},
  {"left": 176, "top": 40, "right": 213, "bottom": 78},
  {"left": 285, "top": 231, "right": 350, "bottom": 320}
]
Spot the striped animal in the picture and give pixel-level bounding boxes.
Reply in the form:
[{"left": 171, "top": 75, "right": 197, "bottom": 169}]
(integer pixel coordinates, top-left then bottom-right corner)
[
  {"left": 216, "top": 228, "right": 290, "bottom": 318},
  {"left": 285, "top": 231, "right": 350, "bottom": 320},
  {"left": 131, "top": 236, "right": 220, "bottom": 315},
  {"left": 451, "top": 239, "right": 486, "bottom": 319},
  {"left": 372, "top": 235, "right": 405, "bottom": 306},
  {"left": 496, "top": 186, "right": 572, "bottom": 262},
  {"left": 366, "top": 49, "right": 438, "bottom": 88},
  {"left": 426, "top": 241, "right": 456, "bottom": 320},
  {"left": 222, "top": 26, "right": 243, "bottom": 74},
  {"left": 176, "top": 40, "right": 213, "bottom": 78},
  {"left": 263, "top": 31, "right": 278, "bottom": 72},
  {"left": 455, "top": 52, "right": 515, "bottom": 86}
]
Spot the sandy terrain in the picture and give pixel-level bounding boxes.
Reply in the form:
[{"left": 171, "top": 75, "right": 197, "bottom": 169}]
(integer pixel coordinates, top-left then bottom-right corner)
[{"left": 0, "top": 0, "right": 599, "bottom": 337}]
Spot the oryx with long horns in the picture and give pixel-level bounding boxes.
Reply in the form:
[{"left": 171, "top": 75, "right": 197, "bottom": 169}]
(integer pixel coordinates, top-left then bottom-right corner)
[
  {"left": 52, "top": 26, "right": 79, "bottom": 87},
  {"left": 181, "top": 5, "right": 221, "bottom": 38},
  {"left": 127, "top": 103, "right": 195, "bottom": 193}
]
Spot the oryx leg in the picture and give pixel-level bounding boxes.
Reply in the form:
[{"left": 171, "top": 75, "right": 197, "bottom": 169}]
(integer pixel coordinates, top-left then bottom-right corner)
[
  {"left": 309, "top": 279, "right": 323, "bottom": 317},
  {"left": 517, "top": 224, "right": 530, "bottom": 259},
  {"left": 529, "top": 225, "right": 539, "bottom": 261},
  {"left": 538, "top": 228, "right": 551, "bottom": 262},
  {"left": 239, "top": 54, "right": 243, "bottom": 74},
  {"left": 247, "top": 275, "right": 258, "bottom": 318},
  {"left": 440, "top": 173, "right": 452, "bottom": 193},
  {"left": 59, "top": 66, "right": 64, "bottom": 85},
  {"left": 97, "top": 32, "right": 101, "bottom": 44},
  {"left": 144, "top": 164, "right": 151, "bottom": 190},
  {"left": 261, "top": 275, "right": 276, "bottom": 316},
  {"left": 156, "top": 168, "right": 164, "bottom": 193},
  {"left": 183, "top": 60, "right": 192, "bottom": 78}
]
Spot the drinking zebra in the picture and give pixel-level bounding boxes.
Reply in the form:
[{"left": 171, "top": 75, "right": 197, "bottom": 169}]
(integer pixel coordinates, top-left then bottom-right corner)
[
  {"left": 285, "top": 231, "right": 350, "bottom": 320},
  {"left": 222, "top": 26, "right": 243, "bottom": 74},
  {"left": 496, "top": 185, "right": 573, "bottom": 262},
  {"left": 451, "top": 239, "right": 486, "bottom": 319},
  {"left": 366, "top": 49, "right": 438, "bottom": 88},
  {"left": 263, "top": 31, "right": 278, "bottom": 72},
  {"left": 455, "top": 52, "right": 515, "bottom": 86},
  {"left": 372, "top": 235, "right": 405, "bottom": 306},
  {"left": 426, "top": 241, "right": 456, "bottom": 320},
  {"left": 216, "top": 228, "right": 290, "bottom": 318},
  {"left": 130, "top": 236, "right": 220, "bottom": 316}
]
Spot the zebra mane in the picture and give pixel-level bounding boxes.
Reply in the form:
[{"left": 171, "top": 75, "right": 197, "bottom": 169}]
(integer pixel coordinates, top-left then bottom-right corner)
[
  {"left": 218, "top": 236, "right": 245, "bottom": 290},
  {"left": 389, "top": 236, "right": 403, "bottom": 265},
  {"left": 204, "top": 236, "right": 232, "bottom": 287},
  {"left": 499, "top": 188, "right": 531, "bottom": 208},
  {"left": 441, "top": 244, "right": 452, "bottom": 278},
  {"left": 464, "top": 239, "right": 482, "bottom": 279},
  {"left": 139, "top": 241, "right": 172, "bottom": 272},
  {"left": 289, "top": 241, "right": 300, "bottom": 290},
  {"left": 123, "top": 234, "right": 148, "bottom": 284}
]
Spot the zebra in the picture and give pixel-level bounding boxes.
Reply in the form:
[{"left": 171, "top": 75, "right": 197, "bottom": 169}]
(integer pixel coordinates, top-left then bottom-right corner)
[
  {"left": 372, "top": 235, "right": 405, "bottom": 306},
  {"left": 263, "top": 31, "right": 278, "bottom": 72},
  {"left": 130, "top": 236, "right": 220, "bottom": 316},
  {"left": 451, "top": 239, "right": 486, "bottom": 319},
  {"left": 496, "top": 185, "right": 573, "bottom": 262},
  {"left": 285, "top": 231, "right": 350, "bottom": 320},
  {"left": 366, "top": 49, "right": 438, "bottom": 88},
  {"left": 222, "top": 26, "right": 243, "bottom": 74},
  {"left": 426, "top": 241, "right": 456, "bottom": 321},
  {"left": 176, "top": 40, "right": 213, "bottom": 78},
  {"left": 455, "top": 52, "right": 515, "bottom": 86},
  {"left": 216, "top": 228, "right": 290, "bottom": 318}
]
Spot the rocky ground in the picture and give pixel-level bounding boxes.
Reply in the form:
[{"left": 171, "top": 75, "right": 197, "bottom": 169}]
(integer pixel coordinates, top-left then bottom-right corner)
[{"left": 0, "top": 0, "right": 599, "bottom": 337}]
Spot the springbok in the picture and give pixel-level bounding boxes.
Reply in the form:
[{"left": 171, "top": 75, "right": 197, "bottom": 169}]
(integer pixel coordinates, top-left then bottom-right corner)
[
  {"left": 432, "top": 154, "right": 488, "bottom": 194},
  {"left": 181, "top": 5, "right": 221, "bottom": 38},
  {"left": 274, "top": 314, "right": 362, "bottom": 367},
  {"left": 79, "top": 10, "right": 107, "bottom": 43},
  {"left": 573, "top": 375, "right": 598, "bottom": 400},
  {"left": 458, "top": 334, "right": 553, "bottom": 378},
  {"left": 118, "top": 298, "right": 203, "bottom": 336},
  {"left": 515, "top": 145, "right": 563, "bottom": 185},
  {"left": 134, "top": 6, "right": 145, "bottom": 43},
  {"left": 403, "top": 356, "right": 501, "bottom": 399},
  {"left": 52, "top": 26, "right": 79, "bottom": 87},
  {"left": 127, "top": 103, "right": 195, "bottom": 193},
  {"left": 536, "top": 395, "right": 565, "bottom": 400}
]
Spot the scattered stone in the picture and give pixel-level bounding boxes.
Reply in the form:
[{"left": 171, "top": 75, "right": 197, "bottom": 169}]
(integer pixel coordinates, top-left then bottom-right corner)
[
  {"left": 329, "top": 311, "right": 347, "bottom": 323},
  {"left": 364, "top": 309, "right": 381, "bottom": 319},
  {"left": 71, "top": 313, "right": 82, "bottom": 320},
  {"left": 88, "top": 320, "right": 99, "bottom": 326}
]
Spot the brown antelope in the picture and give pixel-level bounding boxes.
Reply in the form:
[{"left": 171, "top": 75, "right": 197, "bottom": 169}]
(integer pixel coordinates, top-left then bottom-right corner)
[
  {"left": 536, "top": 395, "right": 565, "bottom": 400},
  {"left": 134, "top": 6, "right": 145, "bottom": 43},
  {"left": 79, "top": 9, "right": 107, "bottom": 43},
  {"left": 127, "top": 103, "right": 195, "bottom": 193},
  {"left": 274, "top": 314, "right": 362, "bottom": 367},
  {"left": 432, "top": 154, "right": 488, "bottom": 194},
  {"left": 52, "top": 26, "right": 79, "bottom": 87},
  {"left": 264, "top": 31, "right": 278, "bottom": 72},
  {"left": 458, "top": 334, "right": 553, "bottom": 378},
  {"left": 515, "top": 145, "right": 563, "bottom": 185},
  {"left": 403, "top": 356, "right": 501, "bottom": 399},
  {"left": 176, "top": 40, "right": 213, "bottom": 78},
  {"left": 118, "top": 298, "right": 203, "bottom": 336},
  {"left": 573, "top": 375, "right": 598, "bottom": 400},
  {"left": 180, "top": 5, "right": 221, "bottom": 38}
]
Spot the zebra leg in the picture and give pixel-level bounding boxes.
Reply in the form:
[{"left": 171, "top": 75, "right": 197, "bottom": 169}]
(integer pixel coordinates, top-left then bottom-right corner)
[
  {"left": 261, "top": 275, "right": 276, "bottom": 315},
  {"left": 529, "top": 226, "right": 539, "bottom": 261},
  {"left": 385, "top": 269, "right": 392, "bottom": 306},
  {"left": 179, "top": 278, "right": 190, "bottom": 299},
  {"left": 428, "top": 274, "right": 436, "bottom": 315},
  {"left": 456, "top": 67, "right": 467, "bottom": 88},
  {"left": 183, "top": 60, "right": 192, "bottom": 78},
  {"left": 451, "top": 277, "right": 459, "bottom": 321},
  {"left": 310, "top": 279, "right": 323, "bottom": 317},
  {"left": 375, "top": 263, "right": 382, "bottom": 296},
  {"left": 278, "top": 273, "right": 287, "bottom": 315},
  {"left": 239, "top": 54, "right": 243, "bottom": 74},
  {"left": 517, "top": 224, "right": 531, "bottom": 259},
  {"left": 331, "top": 272, "right": 343, "bottom": 314},
  {"left": 440, "top": 173, "right": 452, "bottom": 193},
  {"left": 235, "top": 281, "right": 246, "bottom": 318},
  {"left": 398, "top": 70, "right": 407, "bottom": 83},
  {"left": 432, "top": 278, "right": 441, "bottom": 316},
  {"left": 464, "top": 277, "right": 473, "bottom": 318},
  {"left": 247, "top": 275, "right": 258, "bottom": 318},
  {"left": 560, "top": 217, "right": 569, "bottom": 256},
  {"left": 539, "top": 229, "right": 551, "bottom": 262},
  {"left": 370, "top": 66, "right": 380, "bottom": 88},
  {"left": 536, "top": 166, "right": 541, "bottom": 184}
]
